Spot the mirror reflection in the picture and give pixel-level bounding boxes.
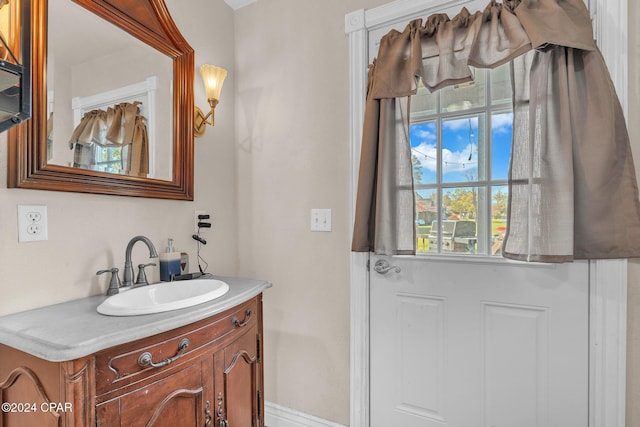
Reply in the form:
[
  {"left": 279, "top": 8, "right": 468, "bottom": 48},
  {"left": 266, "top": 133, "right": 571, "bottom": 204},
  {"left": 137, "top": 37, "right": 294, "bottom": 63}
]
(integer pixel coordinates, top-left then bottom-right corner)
[
  {"left": 0, "top": 0, "right": 30, "bottom": 132},
  {"left": 46, "top": 0, "right": 173, "bottom": 180}
]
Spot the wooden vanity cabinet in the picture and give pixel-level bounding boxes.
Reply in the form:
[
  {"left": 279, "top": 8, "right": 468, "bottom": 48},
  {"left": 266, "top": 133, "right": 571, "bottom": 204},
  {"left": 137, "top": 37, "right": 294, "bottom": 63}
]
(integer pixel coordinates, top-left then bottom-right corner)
[
  {"left": 0, "top": 295, "right": 264, "bottom": 427},
  {"left": 96, "top": 360, "right": 210, "bottom": 426}
]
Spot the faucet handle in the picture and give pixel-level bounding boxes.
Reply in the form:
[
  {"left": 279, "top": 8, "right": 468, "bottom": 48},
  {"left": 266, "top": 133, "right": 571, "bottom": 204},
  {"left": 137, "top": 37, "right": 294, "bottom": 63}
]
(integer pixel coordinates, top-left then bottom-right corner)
[
  {"left": 97, "top": 268, "right": 121, "bottom": 296},
  {"left": 136, "top": 263, "right": 156, "bottom": 286}
]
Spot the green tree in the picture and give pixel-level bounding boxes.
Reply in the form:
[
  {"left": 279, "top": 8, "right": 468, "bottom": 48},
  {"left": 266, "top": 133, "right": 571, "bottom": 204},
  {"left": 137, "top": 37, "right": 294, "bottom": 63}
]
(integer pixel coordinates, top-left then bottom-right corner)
[
  {"left": 411, "top": 154, "right": 423, "bottom": 184},
  {"left": 492, "top": 190, "right": 508, "bottom": 219},
  {"left": 447, "top": 188, "right": 476, "bottom": 219}
]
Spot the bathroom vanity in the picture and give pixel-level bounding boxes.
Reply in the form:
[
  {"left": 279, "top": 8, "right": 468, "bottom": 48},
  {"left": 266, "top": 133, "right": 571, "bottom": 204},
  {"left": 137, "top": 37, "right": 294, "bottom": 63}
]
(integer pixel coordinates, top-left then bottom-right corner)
[{"left": 0, "top": 276, "right": 270, "bottom": 427}]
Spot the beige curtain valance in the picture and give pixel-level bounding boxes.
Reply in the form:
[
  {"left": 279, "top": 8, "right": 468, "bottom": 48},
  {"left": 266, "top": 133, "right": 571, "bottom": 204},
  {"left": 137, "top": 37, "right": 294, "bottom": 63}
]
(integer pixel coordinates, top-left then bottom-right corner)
[
  {"left": 352, "top": 0, "right": 640, "bottom": 261},
  {"left": 368, "top": 0, "right": 596, "bottom": 99},
  {"left": 68, "top": 101, "right": 150, "bottom": 178},
  {"left": 370, "top": 2, "right": 532, "bottom": 97}
]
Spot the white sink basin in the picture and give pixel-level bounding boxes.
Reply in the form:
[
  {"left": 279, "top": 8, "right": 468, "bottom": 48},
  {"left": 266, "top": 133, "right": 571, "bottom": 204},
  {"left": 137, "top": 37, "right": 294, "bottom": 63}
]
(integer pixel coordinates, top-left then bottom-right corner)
[{"left": 97, "top": 279, "right": 230, "bottom": 316}]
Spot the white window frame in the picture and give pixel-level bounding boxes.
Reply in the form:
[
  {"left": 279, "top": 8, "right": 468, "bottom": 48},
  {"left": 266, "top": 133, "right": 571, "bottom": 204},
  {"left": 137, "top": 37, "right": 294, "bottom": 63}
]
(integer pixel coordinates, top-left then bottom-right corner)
[
  {"left": 345, "top": 0, "right": 628, "bottom": 426},
  {"left": 410, "top": 69, "right": 512, "bottom": 256}
]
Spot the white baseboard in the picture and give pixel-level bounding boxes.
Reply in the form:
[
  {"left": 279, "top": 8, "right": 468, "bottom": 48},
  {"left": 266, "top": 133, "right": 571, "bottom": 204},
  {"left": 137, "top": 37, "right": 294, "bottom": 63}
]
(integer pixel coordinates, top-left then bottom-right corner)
[{"left": 265, "top": 402, "right": 347, "bottom": 427}]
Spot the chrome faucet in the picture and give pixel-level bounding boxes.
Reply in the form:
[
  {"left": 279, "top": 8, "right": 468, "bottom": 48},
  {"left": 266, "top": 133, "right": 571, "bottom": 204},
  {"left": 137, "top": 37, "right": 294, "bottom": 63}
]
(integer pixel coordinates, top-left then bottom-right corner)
[{"left": 123, "top": 236, "right": 159, "bottom": 287}]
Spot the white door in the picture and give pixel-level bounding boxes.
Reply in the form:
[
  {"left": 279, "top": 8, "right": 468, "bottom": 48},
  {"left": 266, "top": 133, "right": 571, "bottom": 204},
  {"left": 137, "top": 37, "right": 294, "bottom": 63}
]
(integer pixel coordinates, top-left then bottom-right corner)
[
  {"left": 365, "top": 2, "right": 590, "bottom": 425},
  {"left": 370, "top": 256, "right": 590, "bottom": 426}
]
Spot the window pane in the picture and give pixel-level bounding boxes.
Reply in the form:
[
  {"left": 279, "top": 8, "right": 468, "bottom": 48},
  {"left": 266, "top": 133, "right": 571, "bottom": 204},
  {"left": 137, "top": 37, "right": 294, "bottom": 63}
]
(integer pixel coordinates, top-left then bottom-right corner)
[
  {"left": 428, "top": 218, "right": 478, "bottom": 253},
  {"left": 438, "top": 186, "right": 479, "bottom": 254},
  {"left": 95, "top": 146, "right": 123, "bottom": 174},
  {"left": 409, "top": 63, "right": 511, "bottom": 257},
  {"left": 491, "top": 63, "right": 511, "bottom": 105},
  {"left": 416, "top": 188, "right": 437, "bottom": 253},
  {"left": 442, "top": 115, "right": 484, "bottom": 183},
  {"left": 441, "top": 68, "right": 486, "bottom": 112},
  {"left": 491, "top": 185, "right": 508, "bottom": 255},
  {"left": 491, "top": 111, "right": 512, "bottom": 180},
  {"left": 443, "top": 186, "right": 478, "bottom": 221},
  {"left": 411, "top": 83, "right": 437, "bottom": 119},
  {"left": 410, "top": 121, "right": 437, "bottom": 185}
]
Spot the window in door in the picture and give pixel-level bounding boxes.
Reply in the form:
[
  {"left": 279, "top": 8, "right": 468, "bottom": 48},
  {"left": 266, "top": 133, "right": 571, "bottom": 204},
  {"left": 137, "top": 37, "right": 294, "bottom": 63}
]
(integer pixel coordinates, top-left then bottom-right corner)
[{"left": 412, "top": 63, "right": 512, "bottom": 255}]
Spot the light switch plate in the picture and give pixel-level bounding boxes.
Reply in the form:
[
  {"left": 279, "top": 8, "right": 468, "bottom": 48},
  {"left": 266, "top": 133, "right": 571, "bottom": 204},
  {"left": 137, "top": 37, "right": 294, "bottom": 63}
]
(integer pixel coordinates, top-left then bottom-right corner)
[{"left": 310, "top": 209, "right": 332, "bottom": 232}]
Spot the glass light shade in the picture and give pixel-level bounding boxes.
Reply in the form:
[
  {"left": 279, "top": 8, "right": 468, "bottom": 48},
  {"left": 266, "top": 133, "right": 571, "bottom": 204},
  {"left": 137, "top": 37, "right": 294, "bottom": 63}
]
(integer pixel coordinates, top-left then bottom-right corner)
[{"left": 200, "top": 64, "right": 227, "bottom": 102}]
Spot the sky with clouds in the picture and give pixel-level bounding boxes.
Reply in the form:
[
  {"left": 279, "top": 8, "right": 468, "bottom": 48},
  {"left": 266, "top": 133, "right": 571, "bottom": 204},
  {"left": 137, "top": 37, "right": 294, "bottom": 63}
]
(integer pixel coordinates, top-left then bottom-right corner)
[{"left": 410, "top": 112, "right": 512, "bottom": 184}]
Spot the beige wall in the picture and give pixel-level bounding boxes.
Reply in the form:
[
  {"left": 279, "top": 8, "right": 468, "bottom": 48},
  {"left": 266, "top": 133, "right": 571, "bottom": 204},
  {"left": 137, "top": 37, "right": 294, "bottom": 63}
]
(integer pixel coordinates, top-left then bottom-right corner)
[
  {"left": 1, "top": 1, "right": 638, "bottom": 426},
  {"left": 0, "top": 0, "right": 238, "bottom": 314},
  {"left": 233, "top": 0, "right": 383, "bottom": 423},
  {"left": 628, "top": 1, "right": 640, "bottom": 425}
]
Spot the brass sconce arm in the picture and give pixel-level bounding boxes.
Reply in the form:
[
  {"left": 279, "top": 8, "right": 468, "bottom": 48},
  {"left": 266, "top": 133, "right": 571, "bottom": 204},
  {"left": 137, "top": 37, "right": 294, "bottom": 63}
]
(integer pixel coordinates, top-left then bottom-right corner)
[{"left": 194, "top": 98, "right": 219, "bottom": 137}]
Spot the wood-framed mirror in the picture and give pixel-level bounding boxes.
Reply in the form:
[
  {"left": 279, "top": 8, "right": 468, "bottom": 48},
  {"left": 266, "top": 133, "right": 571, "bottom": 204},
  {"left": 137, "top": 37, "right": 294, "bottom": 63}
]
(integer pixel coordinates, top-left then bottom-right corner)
[{"left": 7, "top": 0, "right": 195, "bottom": 200}]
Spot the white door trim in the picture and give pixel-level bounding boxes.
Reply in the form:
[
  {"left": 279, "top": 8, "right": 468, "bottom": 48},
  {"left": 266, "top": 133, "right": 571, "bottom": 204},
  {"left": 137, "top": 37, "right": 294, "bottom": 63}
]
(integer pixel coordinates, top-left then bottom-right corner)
[
  {"left": 589, "top": 260, "right": 628, "bottom": 427},
  {"left": 345, "top": 1, "right": 628, "bottom": 426}
]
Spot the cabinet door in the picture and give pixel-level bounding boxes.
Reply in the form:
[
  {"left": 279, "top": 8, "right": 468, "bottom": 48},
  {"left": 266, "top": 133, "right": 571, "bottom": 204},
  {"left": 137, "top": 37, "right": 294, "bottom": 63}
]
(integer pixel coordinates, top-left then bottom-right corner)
[
  {"left": 97, "top": 359, "right": 213, "bottom": 427},
  {"left": 215, "top": 327, "right": 261, "bottom": 427}
]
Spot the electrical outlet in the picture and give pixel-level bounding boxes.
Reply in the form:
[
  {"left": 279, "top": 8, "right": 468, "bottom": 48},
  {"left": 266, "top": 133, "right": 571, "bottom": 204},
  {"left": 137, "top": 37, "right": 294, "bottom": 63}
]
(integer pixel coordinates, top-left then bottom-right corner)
[
  {"left": 27, "top": 211, "right": 42, "bottom": 222},
  {"left": 18, "top": 205, "right": 48, "bottom": 242},
  {"left": 194, "top": 210, "right": 211, "bottom": 233}
]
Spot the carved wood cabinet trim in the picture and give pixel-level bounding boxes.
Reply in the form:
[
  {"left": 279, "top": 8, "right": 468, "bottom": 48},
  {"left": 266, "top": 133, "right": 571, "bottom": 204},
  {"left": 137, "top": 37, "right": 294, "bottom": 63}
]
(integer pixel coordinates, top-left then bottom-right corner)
[
  {"left": 0, "top": 366, "right": 64, "bottom": 426},
  {"left": 0, "top": 294, "right": 264, "bottom": 427}
]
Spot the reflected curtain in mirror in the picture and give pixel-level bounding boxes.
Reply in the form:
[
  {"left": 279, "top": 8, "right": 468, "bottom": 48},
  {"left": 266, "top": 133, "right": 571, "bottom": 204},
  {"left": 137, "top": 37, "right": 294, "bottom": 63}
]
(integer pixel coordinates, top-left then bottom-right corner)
[{"left": 69, "top": 102, "right": 149, "bottom": 177}]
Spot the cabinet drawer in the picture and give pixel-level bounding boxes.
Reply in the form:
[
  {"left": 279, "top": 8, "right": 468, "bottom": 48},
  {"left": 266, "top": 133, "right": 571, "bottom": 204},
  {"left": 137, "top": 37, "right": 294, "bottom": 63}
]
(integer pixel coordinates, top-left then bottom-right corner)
[{"left": 95, "top": 298, "right": 257, "bottom": 396}]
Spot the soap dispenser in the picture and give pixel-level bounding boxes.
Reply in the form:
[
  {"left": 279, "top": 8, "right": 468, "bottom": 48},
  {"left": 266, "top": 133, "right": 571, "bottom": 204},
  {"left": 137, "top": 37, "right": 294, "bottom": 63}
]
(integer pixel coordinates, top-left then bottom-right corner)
[{"left": 159, "top": 238, "right": 181, "bottom": 281}]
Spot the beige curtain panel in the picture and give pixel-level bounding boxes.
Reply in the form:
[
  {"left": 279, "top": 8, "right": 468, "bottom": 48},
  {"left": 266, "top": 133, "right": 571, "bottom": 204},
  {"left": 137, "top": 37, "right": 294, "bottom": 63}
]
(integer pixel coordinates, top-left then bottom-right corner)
[{"left": 351, "top": 0, "right": 640, "bottom": 261}]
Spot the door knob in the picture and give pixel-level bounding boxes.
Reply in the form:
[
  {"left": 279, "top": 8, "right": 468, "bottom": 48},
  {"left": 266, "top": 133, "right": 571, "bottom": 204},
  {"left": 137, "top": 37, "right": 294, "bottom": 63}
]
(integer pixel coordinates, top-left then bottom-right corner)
[{"left": 373, "top": 259, "right": 401, "bottom": 274}]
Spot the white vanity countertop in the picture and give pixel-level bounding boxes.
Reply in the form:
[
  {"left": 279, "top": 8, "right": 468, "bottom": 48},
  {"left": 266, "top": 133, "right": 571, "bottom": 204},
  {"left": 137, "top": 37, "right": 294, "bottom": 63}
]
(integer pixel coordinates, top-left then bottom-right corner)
[{"left": 0, "top": 276, "right": 271, "bottom": 362}]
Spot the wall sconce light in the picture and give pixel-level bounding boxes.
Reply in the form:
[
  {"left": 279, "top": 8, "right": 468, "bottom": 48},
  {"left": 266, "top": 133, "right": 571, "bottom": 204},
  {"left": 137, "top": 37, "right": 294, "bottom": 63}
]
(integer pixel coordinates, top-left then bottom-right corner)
[{"left": 194, "top": 64, "right": 227, "bottom": 137}]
